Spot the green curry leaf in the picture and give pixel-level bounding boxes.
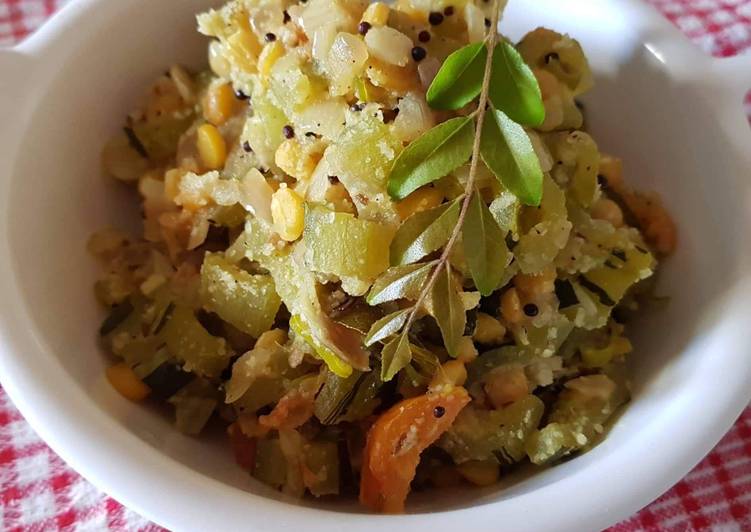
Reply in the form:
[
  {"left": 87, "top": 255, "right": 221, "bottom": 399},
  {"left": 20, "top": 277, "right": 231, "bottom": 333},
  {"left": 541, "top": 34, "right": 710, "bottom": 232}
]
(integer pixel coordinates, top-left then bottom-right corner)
[
  {"left": 426, "top": 42, "right": 487, "bottom": 110},
  {"left": 390, "top": 200, "right": 461, "bottom": 265},
  {"left": 463, "top": 191, "right": 511, "bottom": 296},
  {"left": 380, "top": 332, "right": 412, "bottom": 382},
  {"left": 480, "top": 108, "right": 544, "bottom": 206},
  {"left": 367, "top": 261, "right": 437, "bottom": 306},
  {"left": 387, "top": 117, "right": 475, "bottom": 200},
  {"left": 364, "top": 308, "right": 412, "bottom": 347},
  {"left": 431, "top": 264, "right": 466, "bottom": 357},
  {"left": 489, "top": 41, "right": 545, "bottom": 127}
]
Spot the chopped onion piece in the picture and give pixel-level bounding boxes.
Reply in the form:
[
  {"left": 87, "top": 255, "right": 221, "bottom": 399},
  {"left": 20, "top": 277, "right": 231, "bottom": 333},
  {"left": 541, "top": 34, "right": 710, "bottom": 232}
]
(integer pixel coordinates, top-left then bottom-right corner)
[
  {"left": 418, "top": 57, "right": 441, "bottom": 90},
  {"left": 300, "top": 0, "right": 355, "bottom": 37},
  {"left": 312, "top": 24, "right": 337, "bottom": 65},
  {"left": 392, "top": 92, "right": 435, "bottom": 143},
  {"left": 297, "top": 98, "right": 348, "bottom": 140},
  {"left": 326, "top": 33, "right": 369, "bottom": 96},
  {"left": 465, "top": 3, "right": 486, "bottom": 43},
  {"left": 250, "top": 5, "right": 284, "bottom": 37},
  {"left": 364, "top": 27, "right": 413, "bottom": 67},
  {"left": 238, "top": 168, "right": 274, "bottom": 224}
]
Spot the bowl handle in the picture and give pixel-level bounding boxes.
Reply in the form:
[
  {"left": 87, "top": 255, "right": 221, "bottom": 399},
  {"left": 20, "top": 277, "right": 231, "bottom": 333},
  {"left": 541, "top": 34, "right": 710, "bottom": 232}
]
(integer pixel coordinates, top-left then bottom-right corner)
[{"left": 712, "top": 52, "right": 751, "bottom": 101}]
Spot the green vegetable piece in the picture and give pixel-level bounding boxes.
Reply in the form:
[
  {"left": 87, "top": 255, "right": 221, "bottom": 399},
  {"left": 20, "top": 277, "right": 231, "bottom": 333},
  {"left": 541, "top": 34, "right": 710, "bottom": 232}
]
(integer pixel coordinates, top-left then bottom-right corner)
[
  {"left": 390, "top": 200, "right": 461, "bottom": 266},
  {"left": 526, "top": 374, "right": 628, "bottom": 464},
  {"left": 99, "top": 300, "right": 135, "bottom": 336},
  {"left": 527, "top": 314, "right": 574, "bottom": 353},
  {"left": 200, "top": 253, "right": 281, "bottom": 338},
  {"left": 303, "top": 205, "right": 395, "bottom": 292},
  {"left": 387, "top": 117, "right": 475, "bottom": 200},
  {"left": 403, "top": 344, "right": 441, "bottom": 388},
  {"left": 525, "top": 423, "right": 578, "bottom": 465},
  {"left": 133, "top": 349, "right": 170, "bottom": 381},
  {"left": 380, "top": 331, "right": 412, "bottom": 382},
  {"left": 305, "top": 441, "right": 340, "bottom": 497},
  {"left": 354, "top": 77, "right": 370, "bottom": 102},
  {"left": 489, "top": 41, "right": 545, "bottom": 127},
  {"left": 513, "top": 175, "right": 572, "bottom": 274},
  {"left": 480, "top": 108, "right": 544, "bottom": 206},
  {"left": 315, "top": 370, "right": 362, "bottom": 425},
  {"left": 233, "top": 378, "right": 287, "bottom": 413},
  {"left": 244, "top": 91, "right": 288, "bottom": 170},
  {"left": 146, "top": 290, "right": 175, "bottom": 336},
  {"left": 341, "top": 368, "right": 382, "bottom": 422},
  {"left": 488, "top": 190, "right": 521, "bottom": 238},
  {"left": 168, "top": 379, "right": 220, "bottom": 435},
  {"left": 100, "top": 297, "right": 146, "bottom": 352},
  {"left": 316, "top": 366, "right": 383, "bottom": 425},
  {"left": 466, "top": 345, "right": 530, "bottom": 385},
  {"left": 142, "top": 362, "right": 194, "bottom": 400},
  {"left": 466, "top": 316, "right": 573, "bottom": 385},
  {"left": 431, "top": 264, "right": 466, "bottom": 357},
  {"left": 581, "top": 246, "right": 655, "bottom": 307},
  {"left": 123, "top": 125, "right": 149, "bottom": 157},
  {"left": 232, "top": 216, "right": 273, "bottom": 264},
  {"left": 268, "top": 55, "right": 313, "bottom": 116},
  {"left": 555, "top": 204, "right": 637, "bottom": 275},
  {"left": 240, "top": 217, "right": 370, "bottom": 372},
  {"left": 211, "top": 204, "right": 248, "bottom": 228},
  {"left": 324, "top": 108, "right": 402, "bottom": 221},
  {"left": 254, "top": 438, "right": 287, "bottom": 489},
  {"left": 120, "top": 336, "right": 164, "bottom": 372},
  {"left": 366, "top": 261, "right": 436, "bottom": 306},
  {"left": 463, "top": 191, "right": 511, "bottom": 296},
  {"left": 161, "top": 305, "right": 230, "bottom": 378},
  {"left": 225, "top": 335, "right": 293, "bottom": 404},
  {"left": 438, "top": 396, "right": 544, "bottom": 464},
  {"left": 426, "top": 42, "right": 486, "bottom": 110},
  {"left": 364, "top": 308, "right": 411, "bottom": 347},
  {"left": 581, "top": 336, "right": 632, "bottom": 368},
  {"left": 547, "top": 131, "right": 599, "bottom": 207},
  {"left": 290, "top": 315, "right": 353, "bottom": 378},
  {"left": 131, "top": 112, "right": 195, "bottom": 162},
  {"left": 517, "top": 28, "right": 593, "bottom": 96}
]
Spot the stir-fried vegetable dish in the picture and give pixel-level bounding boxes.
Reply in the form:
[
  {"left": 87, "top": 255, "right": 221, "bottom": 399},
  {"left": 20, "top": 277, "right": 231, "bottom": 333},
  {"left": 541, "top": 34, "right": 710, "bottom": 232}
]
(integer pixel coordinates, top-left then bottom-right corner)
[{"left": 90, "top": 0, "right": 676, "bottom": 513}]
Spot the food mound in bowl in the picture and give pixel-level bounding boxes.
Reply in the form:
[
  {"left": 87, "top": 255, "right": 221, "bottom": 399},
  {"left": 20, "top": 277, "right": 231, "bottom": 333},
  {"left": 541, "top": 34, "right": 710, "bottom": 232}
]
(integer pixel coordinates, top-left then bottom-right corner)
[{"left": 89, "top": 0, "right": 677, "bottom": 513}]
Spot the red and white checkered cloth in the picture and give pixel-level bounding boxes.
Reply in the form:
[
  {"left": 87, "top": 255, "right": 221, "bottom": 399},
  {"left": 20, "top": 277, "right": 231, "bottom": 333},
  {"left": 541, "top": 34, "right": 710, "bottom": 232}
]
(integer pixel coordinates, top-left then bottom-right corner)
[{"left": 1, "top": 1, "right": 750, "bottom": 530}]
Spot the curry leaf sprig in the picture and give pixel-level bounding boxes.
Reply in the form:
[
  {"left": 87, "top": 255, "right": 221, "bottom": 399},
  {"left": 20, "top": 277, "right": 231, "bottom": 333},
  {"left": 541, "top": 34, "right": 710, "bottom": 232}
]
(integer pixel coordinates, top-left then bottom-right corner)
[{"left": 366, "top": 0, "right": 546, "bottom": 381}]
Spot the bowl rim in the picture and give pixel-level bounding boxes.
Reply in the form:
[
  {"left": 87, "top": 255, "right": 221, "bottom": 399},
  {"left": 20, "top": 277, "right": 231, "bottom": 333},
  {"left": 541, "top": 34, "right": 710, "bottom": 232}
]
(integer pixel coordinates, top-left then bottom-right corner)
[{"left": 1, "top": 0, "right": 751, "bottom": 530}]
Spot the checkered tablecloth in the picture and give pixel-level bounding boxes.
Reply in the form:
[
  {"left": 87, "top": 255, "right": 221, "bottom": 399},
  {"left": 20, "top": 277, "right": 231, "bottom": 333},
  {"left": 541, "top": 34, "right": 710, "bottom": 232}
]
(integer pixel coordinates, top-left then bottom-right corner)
[{"left": 1, "top": 1, "right": 750, "bottom": 530}]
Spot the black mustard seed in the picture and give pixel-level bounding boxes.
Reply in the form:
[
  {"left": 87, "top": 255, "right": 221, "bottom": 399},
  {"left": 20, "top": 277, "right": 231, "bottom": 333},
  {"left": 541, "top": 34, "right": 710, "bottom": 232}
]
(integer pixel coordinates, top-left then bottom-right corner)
[{"left": 358, "top": 21, "right": 372, "bottom": 35}]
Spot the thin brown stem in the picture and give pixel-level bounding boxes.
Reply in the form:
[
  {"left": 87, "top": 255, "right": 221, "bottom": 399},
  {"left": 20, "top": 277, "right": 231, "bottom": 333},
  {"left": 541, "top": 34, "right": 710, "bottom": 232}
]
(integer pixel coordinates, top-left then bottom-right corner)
[{"left": 404, "top": 0, "right": 502, "bottom": 331}]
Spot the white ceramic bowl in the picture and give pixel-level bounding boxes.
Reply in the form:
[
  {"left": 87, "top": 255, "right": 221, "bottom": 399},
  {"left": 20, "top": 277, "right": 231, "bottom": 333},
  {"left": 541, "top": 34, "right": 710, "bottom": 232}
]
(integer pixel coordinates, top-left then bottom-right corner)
[{"left": 1, "top": 0, "right": 750, "bottom": 530}]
